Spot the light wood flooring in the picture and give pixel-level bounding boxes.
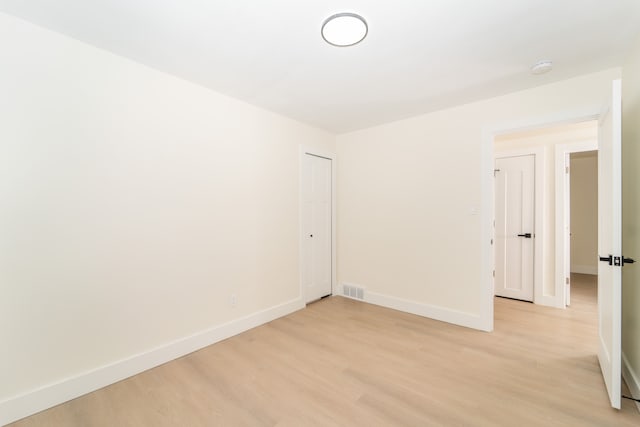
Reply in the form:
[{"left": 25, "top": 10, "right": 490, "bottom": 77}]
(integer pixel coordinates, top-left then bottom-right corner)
[{"left": 11, "top": 274, "right": 640, "bottom": 426}]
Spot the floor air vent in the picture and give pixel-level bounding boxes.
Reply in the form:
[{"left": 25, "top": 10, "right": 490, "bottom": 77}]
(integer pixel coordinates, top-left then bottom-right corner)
[{"left": 342, "top": 284, "right": 364, "bottom": 300}]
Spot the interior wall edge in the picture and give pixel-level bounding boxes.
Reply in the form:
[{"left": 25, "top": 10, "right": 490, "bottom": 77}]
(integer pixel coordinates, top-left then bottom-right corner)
[{"left": 0, "top": 298, "right": 305, "bottom": 426}]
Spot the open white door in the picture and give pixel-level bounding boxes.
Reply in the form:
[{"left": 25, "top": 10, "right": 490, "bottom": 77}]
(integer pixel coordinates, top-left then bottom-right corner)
[{"left": 597, "top": 79, "right": 622, "bottom": 409}]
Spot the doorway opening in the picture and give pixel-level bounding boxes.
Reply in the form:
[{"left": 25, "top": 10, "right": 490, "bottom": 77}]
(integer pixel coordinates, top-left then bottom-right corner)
[
  {"left": 484, "top": 79, "right": 623, "bottom": 409},
  {"left": 556, "top": 140, "right": 598, "bottom": 308},
  {"left": 493, "top": 120, "right": 598, "bottom": 308},
  {"left": 566, "top": 150, "right": 599, "bottom": 306}
]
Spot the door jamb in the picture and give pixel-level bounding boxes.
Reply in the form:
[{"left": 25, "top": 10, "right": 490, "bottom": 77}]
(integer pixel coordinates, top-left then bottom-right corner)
[
  {"left": 555, "top": 140, "right": 598, "bottom": 309},
  {"left": 299, "top": 146, "right": 337, "bottom": 303},
  {"left": 494, "top": 147, "right": 545, "bottom": 305}
]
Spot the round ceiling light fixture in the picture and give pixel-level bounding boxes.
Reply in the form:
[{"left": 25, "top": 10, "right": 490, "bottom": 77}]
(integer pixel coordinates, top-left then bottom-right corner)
[
  {"left": 321, "top": 13, "right": 368, "bottom": 47},
  {"left": 531, "top": 60, "right": 553, "bottom": 75}
]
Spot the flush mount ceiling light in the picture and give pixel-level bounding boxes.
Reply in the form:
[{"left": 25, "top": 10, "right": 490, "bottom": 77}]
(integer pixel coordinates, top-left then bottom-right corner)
[
  {"left": 321, "top": 13, "right": 368, "bottom": 47},
  {"left": 531, "top": 60, "right": 553, "bottom": 75}
]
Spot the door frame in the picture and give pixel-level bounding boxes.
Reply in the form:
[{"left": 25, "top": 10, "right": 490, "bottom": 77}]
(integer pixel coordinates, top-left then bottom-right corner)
[
  {"left": 554, "top": 140, "right": 598, "bottom": 309},
  {"left": 481, "top": 110, "right": 601, "bottom": 331},
  {"left": 299, "top": 146, "right": 337, "bottom": 303},
  {"left": 494, "top": 148, "right": 544, "bottom": 304}
]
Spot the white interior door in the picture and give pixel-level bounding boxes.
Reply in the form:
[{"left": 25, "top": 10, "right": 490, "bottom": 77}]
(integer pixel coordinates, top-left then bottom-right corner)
[
  {"left": 597, "top": 79, "right": 622, "bottom": 409},
  {"left": 302, "top": 153, "right": 332, "bottom": 303},
  {"left": 495, "top": 155, "right": 535, "bottom": 302}
]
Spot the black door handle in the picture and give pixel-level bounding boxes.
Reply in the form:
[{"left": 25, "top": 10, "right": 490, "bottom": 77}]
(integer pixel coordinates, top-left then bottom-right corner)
[
  {"left": 517, "top": 233, "right": 532, "bottom": 238},
  {"left": 599, "top": 255, "right": 635, "bottom": 266},
  {"left": 599, "top": 255, "right": 613, "bottom": 266}
]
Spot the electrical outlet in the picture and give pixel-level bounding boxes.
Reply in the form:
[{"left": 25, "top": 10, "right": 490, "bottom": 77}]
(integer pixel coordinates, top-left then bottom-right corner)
[{"left": 230, "top": 294, "right": 237, "bottom": 307}]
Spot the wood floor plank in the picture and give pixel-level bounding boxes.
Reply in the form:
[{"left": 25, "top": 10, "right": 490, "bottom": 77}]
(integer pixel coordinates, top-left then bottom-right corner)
[{"left": 9, "top": 274, "right": 640, "bottom": 426}]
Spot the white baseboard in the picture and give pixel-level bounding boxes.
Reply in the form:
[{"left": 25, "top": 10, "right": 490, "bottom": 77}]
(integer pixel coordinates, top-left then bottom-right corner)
[
  {"left": 0, "top": 298, "right": 305, "bottom": 426},
  {"left": 571, "top": 265, "right": 597, "bottom": 275},
  {"left": 361, "top": 289, "right": 484, "bottom": 331},
  {"left": 622, "top": 352, "right": 640, "bottom": 413}
]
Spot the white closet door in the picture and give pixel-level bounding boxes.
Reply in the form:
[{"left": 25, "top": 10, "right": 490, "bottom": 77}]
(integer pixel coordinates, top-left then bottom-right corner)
[{"left": 302, "top": 154, "right": 332, "bottom": 303}]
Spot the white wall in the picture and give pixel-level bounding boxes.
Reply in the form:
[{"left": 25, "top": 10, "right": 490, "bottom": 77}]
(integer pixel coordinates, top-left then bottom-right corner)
[
  {"left": 0, "top": 12, "right": 334, "bottom": 421},
  {"left": 494, "top": 122, "right": 598, "bottom": 297},
  {"left": 622, "top": 32, "right": 640, "bottom": 409},
  {"left": 337, "top": 68, "right": 620, "bottom": 330},
  {"left": 570, "top": 152, "right": 598, "bottom": 274}
]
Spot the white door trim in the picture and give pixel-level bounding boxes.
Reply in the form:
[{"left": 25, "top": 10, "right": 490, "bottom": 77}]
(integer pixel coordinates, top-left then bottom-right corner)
[
  {"left": 494, "top": 147, "right": 544, "bottom": 305},
  {"left": 299, "top": 146, "right": 337, "bottom": 303},
  {"left": 554, "top": 140, "right": 598, "bottom": 309},
  {"left": 481, "top": 109, "right": 601, "bottom": 331}
]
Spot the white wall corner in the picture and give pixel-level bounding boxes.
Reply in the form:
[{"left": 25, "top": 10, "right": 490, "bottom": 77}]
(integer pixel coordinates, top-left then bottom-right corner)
[
  {"left": 622, "top": 352, "right": 640, "bottom": 413},
  {"left": 0, "top": 298, "right": 305, "bottom": 426}
]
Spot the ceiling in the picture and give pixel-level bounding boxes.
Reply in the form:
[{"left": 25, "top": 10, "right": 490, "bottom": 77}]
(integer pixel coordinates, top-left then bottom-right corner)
[{"left": 1, "top": 0, "right": 639, "bottom": 133}]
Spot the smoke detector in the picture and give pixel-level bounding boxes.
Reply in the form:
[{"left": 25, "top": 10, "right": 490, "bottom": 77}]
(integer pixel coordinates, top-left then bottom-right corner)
[{"left": 531, "top": 60, "right": 553, "bottom": 75}]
